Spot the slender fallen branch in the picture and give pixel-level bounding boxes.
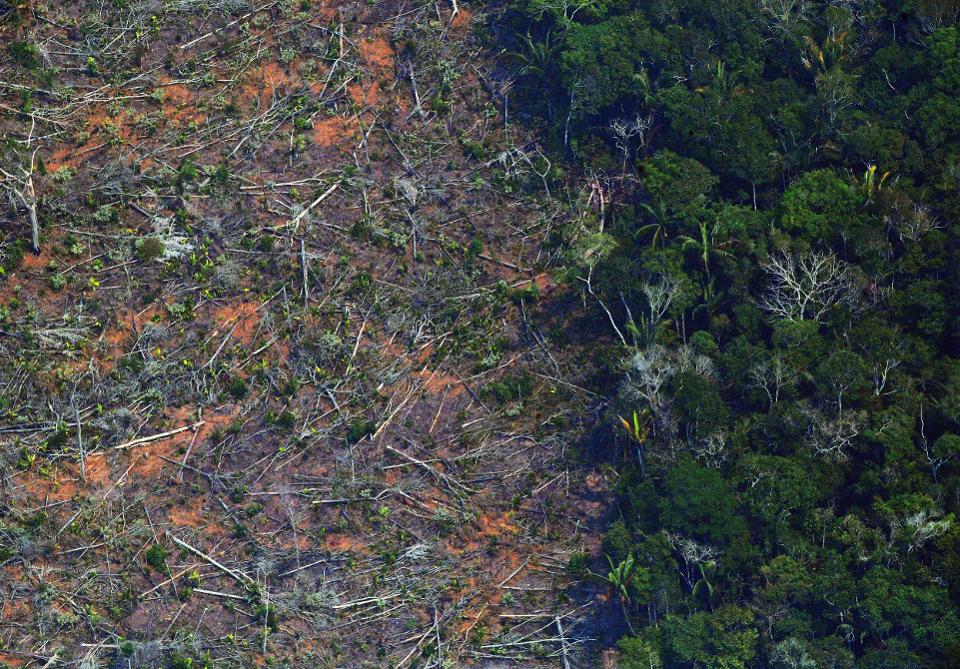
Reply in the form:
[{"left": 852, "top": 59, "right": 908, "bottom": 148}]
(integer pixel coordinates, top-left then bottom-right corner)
[
  {"left": 331, "top": 593, "right": 401, "bottom": 610},
  {"left": 385, "top": 444, "right": 475, "bottom": 494},
  {"left": 179, "top": 408, "right": 204, "bottom": 479},
  {"left": 498, "top": 557, "right": 530, "bottom": 588},
  {"left": 167, "top": 532, "right": 253, "bottom": 585},
  {"left": 140, "top": 564, "right": 200, "bottom": 598},
  {"left": 75, "top": 405, "right": 85, "bottom": 483},
  {"left": 288, "top": 182, "right": 339, "bottom": 228},
  {"left": 301, "top": 239, "right": 309, "bottom": 307},
  {"left": 114, "top": 421, "right": 205, "bottom": 450},
  {"left": 193, "top": 588, "right": 246, "bottom": 600}
]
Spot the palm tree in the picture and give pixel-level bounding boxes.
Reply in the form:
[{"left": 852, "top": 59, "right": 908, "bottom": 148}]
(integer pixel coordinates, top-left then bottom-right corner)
[
  {"left": 692, "top": 560, "right": 717, "bottom": 611},
  {"left": 504, "top": 31, "right": 562, "bottom": 119},
  {"left": 618, "top": 408, "right": 651, "bottom": 474},
  {"left": 637, "top": 201, "right": 673, "bottom": 249},
  {"left": 801, "top": 31, "right": 848, "bottom": 75},
  {"left": 679, "top": 218, "right": 734, "bottom": 305},
  {"left": 596, "top": 554, "right": 644, "bottom": 633}
]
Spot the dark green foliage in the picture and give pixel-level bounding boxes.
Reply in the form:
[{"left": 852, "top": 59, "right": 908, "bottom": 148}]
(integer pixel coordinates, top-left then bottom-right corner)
[
  {"left": 274, "top": 410, "right": 296, "bottom": 429},
  {"left": 145, "top": 543, "right": 167, "bottom": 571},
  {"left": 227, "top": 377, "right": 249, "bottom": 399},
  {"left": 779, "top": 169, "right": 862, "bottom": 244},
  {"left": 660, "top": 606, "right": 758, "bottom": 669},
  {"left": 567, "top": 550, "right": 589, "bottom": 579},
  {"left": 601, "top": 520, "right": 632, "bottom": 563},
  {"left": 8, "top": 41, "right": 40, "bottom": 69},
  {"left": 167, "top": 653, "right": 210, "bottom": 669},
  {"left": 503, "top": 0, "right": 960, "bottom": 665},
  {"left": 346, "top": 419, "right": 375, "bottom": 444},
  {"left": 617, "top": 636, "right": 662, "bottom": 669},
  {"left": 657, "top": 458, "right": 744, "bottom": 545},
  {"left": 254, "top": 603, "right": 278, "bottom": 631},
  {"left": 559, "top": 13, "right": 666, "bottom": 115},
  {"left": 485, "top": 374, "right": 534, "bottom": 403},
  {"left": 136, "top": 237, "right": 165, "bottom": 262},
  {"left": 174, "top": 159, "right": 198, "bottom": 194}
]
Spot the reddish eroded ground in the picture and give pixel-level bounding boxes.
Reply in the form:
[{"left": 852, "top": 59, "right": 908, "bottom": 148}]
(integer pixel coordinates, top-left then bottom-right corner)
[
  {"left": 312, "top": 114, "right": 359, "bottom": 148},
  {"left": 0, "top": 1, "right": 608, "bottom": 667},
  {"left": 208, "top": 300, "right": 261, "bottom": 345}
]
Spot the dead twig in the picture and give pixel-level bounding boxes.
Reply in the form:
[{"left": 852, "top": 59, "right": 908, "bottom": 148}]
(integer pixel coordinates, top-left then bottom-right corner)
[{"left": 114, "top": 421, "right": 205, "bottom": 450}]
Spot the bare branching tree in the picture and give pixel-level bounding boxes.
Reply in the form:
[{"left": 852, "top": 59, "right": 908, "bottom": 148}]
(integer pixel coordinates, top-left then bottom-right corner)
[
  {"left": 665, "top": 532, "right": 720, "bottom": 592},
  {"left": 913, "top": 0, "right": 960, "bottom": 31},
  {"left": 889, "top": 508, "right": 953, "bottom": 554},
  {"left": 758, "top": 0, "right": 814, "bottom": 39},
  {"left": 639, "top": 274, "right": 681, "bottom": 338},
  {"left": 759, "top": 251, "right": 856, "bottom": 322},
  {"left": 884, "top": 201, "right": 943, "bottom": 242},
  {"left": 0, "top": 122, "right": 41, "bottom": 253},
  {"left": 815, "top": 69, "right": 858, "bottom": 131},
  {"left": 620, "top": 343, "right": 718, "bottom": 447},
  {"left": 750, "top": 355, "right": 795, "bottom": 408},
  {"left": 610, "top": 113, "right": 653, "bottom": 172},
  {"left": 490, "top": 144, "right": 553, "bottom": 199},
  {"left": 917, "top": 405, "right": 960, "bottom": 483},
  {"left": 675, "top": 344, "right": 716, "bottom": 379},
  {"left": 803, "top": 405, "right": 865, "bottom": 461},
  {"left": 622, "top": 345, "right": 676, "bottom": 434},
  {"left": 692, "top": 432, "right": 727, "bottom": 468},
  {"left": 871, "top": 357, "right": 900, "bottom": 396}
]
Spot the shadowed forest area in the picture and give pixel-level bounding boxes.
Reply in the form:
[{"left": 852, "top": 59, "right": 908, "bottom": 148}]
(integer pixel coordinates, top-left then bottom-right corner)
[
  {"left": 495, "top": 0, "right": 960, "bottom": 667},
  {"left": 3, "top": 0, "right": 960, "bottom": 668}
]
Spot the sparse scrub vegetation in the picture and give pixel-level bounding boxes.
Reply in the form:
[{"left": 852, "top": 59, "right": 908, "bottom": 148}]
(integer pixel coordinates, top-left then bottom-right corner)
[{"left": 0, "top": 1, "right": 593, "bottom": 667}]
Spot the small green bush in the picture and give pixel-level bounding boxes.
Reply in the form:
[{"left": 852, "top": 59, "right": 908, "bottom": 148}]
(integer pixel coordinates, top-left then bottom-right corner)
[
  {"left": 227, "top": 377, "right": 249, "bottom": 399},
  {"left": 347, "top": 419, "right": 375, "bottom": 444},
  {"left": 9, "top": 42, "right": 40, "bottom": 69},
  {"left": 136, "top": 237, "right": 165, "bottom": 262},
  {"left": 145, "top": 543, "right": 167, "bottom": 571}
]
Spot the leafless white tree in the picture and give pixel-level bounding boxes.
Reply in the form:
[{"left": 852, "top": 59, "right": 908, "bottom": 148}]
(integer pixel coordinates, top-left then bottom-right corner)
[
  {"left": 620, "top": 343, "right": 716, "bottom": 446},
  {"left": 917, "top": 404, "right": 960, "bottom": 483},
  {"left": 665, "top": 532, "right": 720, "bottom": 591},
  {"left": 884, "top": 202, "right": 943, "bottom": 242},
  {"left": 0, "top": 120, "right": 41, "bottom": 254},
  {"left": 877, "top": 458, "right": 954, "bottom": 555},
  {"left": 526, "top": 0, "right": 598, "bottom": 23},
  {"left": 489, "top": 144, "right": 553, "bottom": 199},
  {"left": 675, "top": 344, "right": 715, "bottom": 379},
  {"left": 610, "top": 113, "right": 653, "bottom": 171},
  {"left": 623, "top": 346, "right": 675, "bottom": 419},
  {"left": 803, "top": 405, "right": 865, "bottom": 461},
  {"left": 750, "top": 355, "right": 796, "bottom": 407},
  {"left": 692, "top": 432, "right": 727, "bottom": 468},
  {"left": 757, "top": 0, "right": 814, "bottom": 38},
  {"left": 912, "top": 0, "right": 960, "bottom": 32},
  {"left": 871, "top": 357, "right": 900, "bottom": 396},
  {"left": 816, "top": 69, "right": 858, "bottom": 130},
  {"left": 759, "top": 251, "right": 856, "bottom": 322},
  {"left": 639, "top": 275, "right": 681, "bottom": 337}
]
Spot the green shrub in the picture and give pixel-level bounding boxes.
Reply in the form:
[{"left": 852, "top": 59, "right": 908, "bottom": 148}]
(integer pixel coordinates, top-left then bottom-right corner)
[
  {"left": 9, "top": 42, "right": 40, "bottom": 69},
  {"left": 136, "top": 237, "right": 165, "bottom": 262},
  {"left": 567, "top": 551, "right": 589, "bottom": 579},
  {"left": 145, "top": 543, "right": 167, "bottom": 571},
  {"left": 228, "top": 377, "right": 249, "bottom": 399},
  {"left": 347, "top": 419, "right": 375, "bottom": 444}
]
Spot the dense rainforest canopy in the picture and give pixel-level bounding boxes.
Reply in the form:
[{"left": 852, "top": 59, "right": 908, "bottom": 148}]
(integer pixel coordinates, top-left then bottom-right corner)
[{"left": 499, "top": 0, "right": 960, "bottom": 667}]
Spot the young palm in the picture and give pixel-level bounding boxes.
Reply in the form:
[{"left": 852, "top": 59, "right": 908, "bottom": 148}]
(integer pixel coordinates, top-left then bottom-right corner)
[
  {"left": 679, "top": 218, "right": 734, "bottom": 305},
  {"left": 596, "top": 554, "right": 642, "bottom": 633},
  {"left": 692, "top": 560, "right": 717, "bottom": 611},
  {"left": 637, "top": 201, "right": 673, "bottom": 249}
]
